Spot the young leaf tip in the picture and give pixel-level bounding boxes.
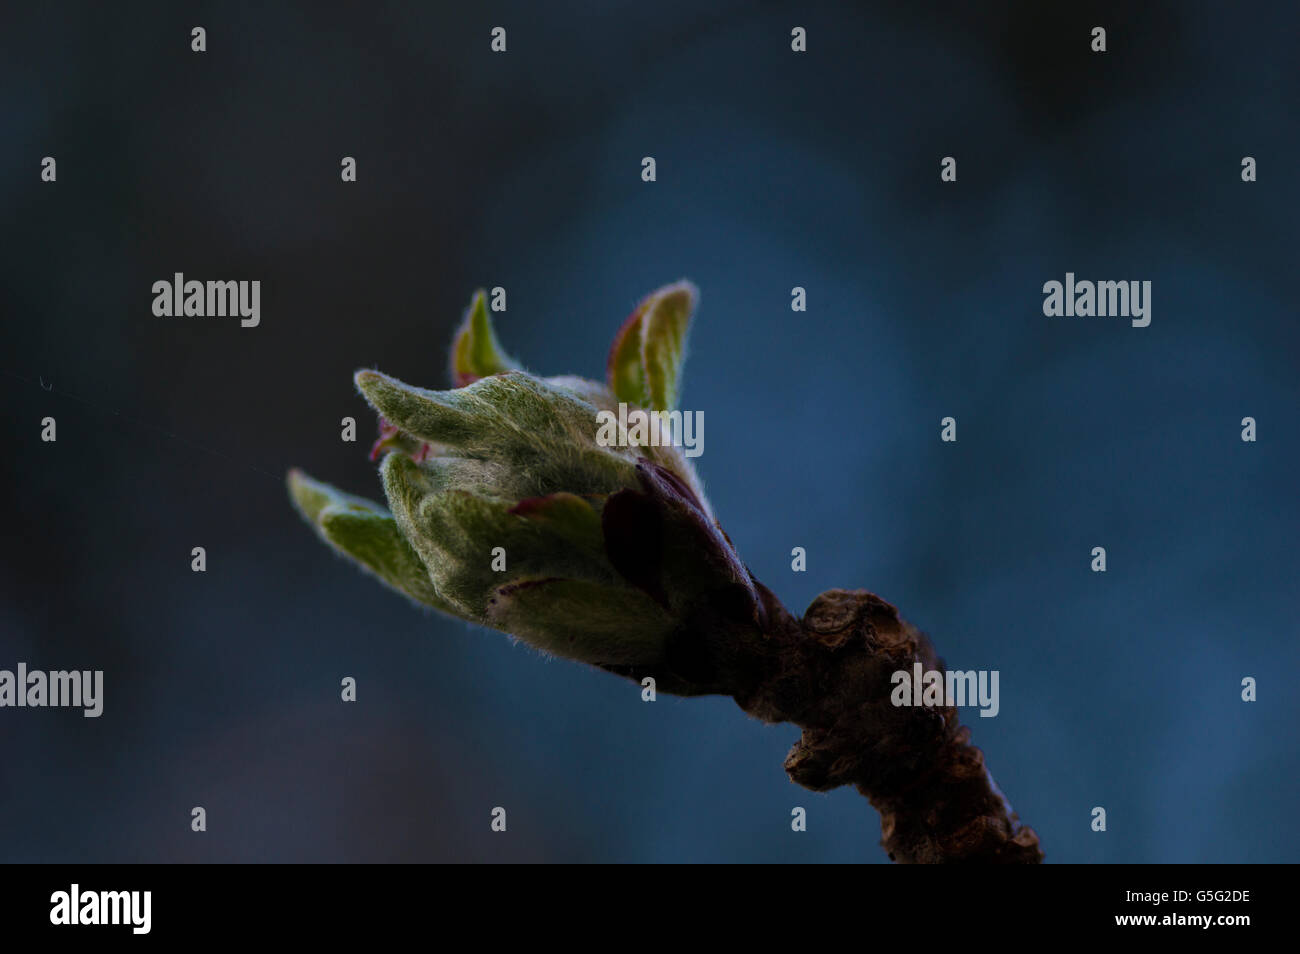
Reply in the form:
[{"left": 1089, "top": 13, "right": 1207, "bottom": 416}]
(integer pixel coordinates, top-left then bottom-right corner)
[
  {"left": 607, "top": 279, "right": 697, "bottom": 412},
  {"left": 287, "top": 468, "right": 332, "bottom": 525},
  {"left": 450, "top": 288, "right": 520, "bottom": 387},
  {"left": 354, "top": 367, "right": 382, "bottom": 394}
]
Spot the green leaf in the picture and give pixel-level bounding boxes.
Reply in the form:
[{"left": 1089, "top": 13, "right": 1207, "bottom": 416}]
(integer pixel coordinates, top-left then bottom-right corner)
[
  {"left": 640, "top": 281, "right": 695, "bottom": 412},
  {"left": 317, "top": 509, "right": 454, "bottom": 612},
  {"left": 544, "top": 374, "right": 620, "bottom": 414},
  {"left": 286, "top": 469, "right": 456, "bottom": 614},
  {"left": 508, "top": 491, "right": 606, "bottom": 548},
  {"left": 381, "top": 454, "right": 619, "bottom": 616},
  {"left": 605, "top": 281, "right": 696, "bottom": 412},
  {"left": 607, "top": 298, "right": 651, "bottom": 407},
  {"left": 486, "top": 576, "right": 674, "bottom": 666},
  {"left": 379, "top": 453, "right": 477, "bottom": 618},
  {"left": 356, "top": 369, "right": 640, "bottom": 498},
  {"left": 288, "top": 467, "right": 379, "bottom": 525},
  {"left": 449, "top": 289, "right": 521, "bottom": 387}
]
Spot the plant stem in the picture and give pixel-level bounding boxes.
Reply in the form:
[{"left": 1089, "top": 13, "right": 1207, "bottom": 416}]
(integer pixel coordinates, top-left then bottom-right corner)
[{"left": 662, "top": 584, "right": 1043, "bottom": 863}]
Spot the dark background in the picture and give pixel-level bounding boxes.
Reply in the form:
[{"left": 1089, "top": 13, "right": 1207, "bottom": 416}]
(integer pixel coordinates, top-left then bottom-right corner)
[{"left": 2, "top": 1, "right": 1296, "bottom": 862}]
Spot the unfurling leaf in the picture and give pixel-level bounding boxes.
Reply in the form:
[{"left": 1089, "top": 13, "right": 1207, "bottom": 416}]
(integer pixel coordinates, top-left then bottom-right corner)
[
  {"left": 607, "top": 280, "right": 696, "bottom": 412},
  {"left": 450, "top": 289, "right": 521, "bottom": 387},
  {"left": 287, "top": 469, "right": 450, "bottom": 611}
]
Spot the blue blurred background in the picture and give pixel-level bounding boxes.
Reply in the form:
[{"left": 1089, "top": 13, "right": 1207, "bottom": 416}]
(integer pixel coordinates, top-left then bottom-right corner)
[{"left": 2, "top": 1, "right": 1297, "bottom": 862}]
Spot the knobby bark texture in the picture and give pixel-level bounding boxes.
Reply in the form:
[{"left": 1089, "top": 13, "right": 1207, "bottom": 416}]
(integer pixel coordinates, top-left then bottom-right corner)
[{"left": 630, "top": 584, "right": 1044, "bottom": 863}]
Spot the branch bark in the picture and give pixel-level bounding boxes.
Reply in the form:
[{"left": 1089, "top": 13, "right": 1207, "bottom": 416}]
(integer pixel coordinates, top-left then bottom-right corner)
[{"left": 651, "top": 584, "right": 1043, "bottom": 863}]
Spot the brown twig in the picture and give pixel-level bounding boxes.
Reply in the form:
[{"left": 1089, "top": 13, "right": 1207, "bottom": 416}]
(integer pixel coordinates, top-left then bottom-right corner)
[{"left": 614, "top": 582, "right": 1043, "bottom": 863}]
